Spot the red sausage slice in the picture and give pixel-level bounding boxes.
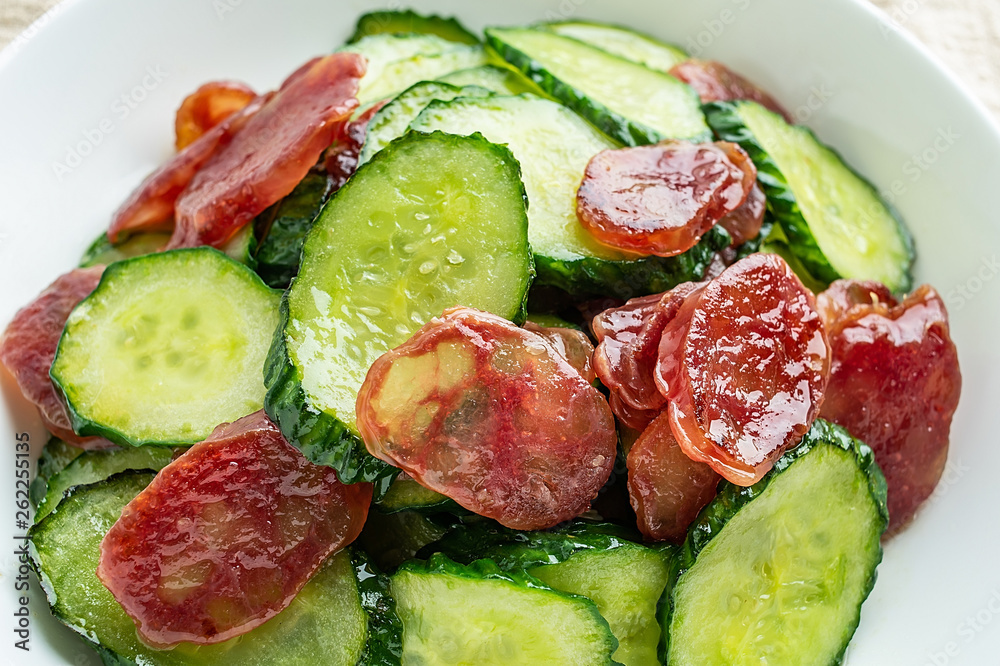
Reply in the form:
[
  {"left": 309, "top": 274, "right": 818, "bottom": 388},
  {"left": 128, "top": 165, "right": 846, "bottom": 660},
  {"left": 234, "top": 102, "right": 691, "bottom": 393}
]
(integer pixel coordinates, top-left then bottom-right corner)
[
  {"left": 818, "top": 281, "right": 961, "bottom": 535},
  {"left": 356, "top": 307, "right": 617, "bottom": 531},
  {"left": 108, "top": 93, "right": 270, "bottom": 243},
  {"left": 97, "top": 411, "right": 372, "bottom": 647},
  {"left": 669, "top": 59, "right": 793, "bottom": 122},
  {"left": 655, "top": 254, "right": 830, "bottom": 485},
  {"left": 523, "top": 321, "right": 596, "bottom": 384},
  {"left": 175, "top": 80, "right": 257, "bottom": 150},
  {"left": 718, "top": 182, "right": 766, "bottom": 246},
  {"left": 576, "top": 141, "right": 757, "bottom": 257},
  {"left": 169, "top": 53, "right": 365, "bottom": 249},
  {"left": 627, "top": 410, "right": 721, "bottom": 542},
  {"left": 592, "top": 283, "right": 703, "bottom": 431},
  {"left": 0, "top": 268, "right": 112, "bottom": 449}
]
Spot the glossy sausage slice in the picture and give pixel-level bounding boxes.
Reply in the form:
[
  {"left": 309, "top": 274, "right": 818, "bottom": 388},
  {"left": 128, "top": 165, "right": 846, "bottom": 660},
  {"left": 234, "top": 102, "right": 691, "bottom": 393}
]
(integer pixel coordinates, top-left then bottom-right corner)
[
  {"left": 0, "top": 267, "right": 112, "bottom": 449},
  {"left": 97, "top": 411, "right": 372, "bottom": 647},
  {"left": 655, "top": 254, "right": 830, "bottom": 485},
  {"left": 175, "top": 80, "right": 257, "bottom": 150},
  {"left": 169, "top": 53, "right": 365, "bottom": 249},
  {"left": 356, "top": 307, "right": 617, "bottom": 530},
  {"left": 576, "top": 141, "right": 757, "bottom": 257},
  {"left": 523, "top": 321, "right": 597, "bottom": 384},
  {"left": 818, "top": 280, "right": 961, "bottom": 535},
  {"left": 669, "top": 59, "right": 792, "bottom": 122}
]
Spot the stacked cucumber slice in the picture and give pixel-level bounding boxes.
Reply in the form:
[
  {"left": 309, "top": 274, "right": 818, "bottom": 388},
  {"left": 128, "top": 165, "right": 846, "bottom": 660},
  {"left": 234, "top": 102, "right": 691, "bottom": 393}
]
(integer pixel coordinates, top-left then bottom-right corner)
[{"left": 29, "top": 8, "right": 917, "bottom": 666}]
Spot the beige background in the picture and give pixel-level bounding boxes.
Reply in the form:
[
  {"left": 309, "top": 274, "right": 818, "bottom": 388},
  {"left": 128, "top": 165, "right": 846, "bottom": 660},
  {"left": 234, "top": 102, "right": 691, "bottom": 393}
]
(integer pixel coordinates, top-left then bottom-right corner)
[{"left": 1, "top": 0, "right": 998, "bottom": 121}]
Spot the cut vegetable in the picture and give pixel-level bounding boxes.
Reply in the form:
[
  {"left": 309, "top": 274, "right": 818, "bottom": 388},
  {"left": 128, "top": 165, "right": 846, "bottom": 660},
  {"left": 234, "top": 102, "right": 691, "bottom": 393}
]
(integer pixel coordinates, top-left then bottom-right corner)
[
  {"left": 264, "top": 131, "right": 533, "bottom": 487},
  {"left": 29, "top": 472, "right": 368, "bottom": 665},
  {"left": 410, "top": 94, "right": 728, "bottom": 298},
  {"left": 35, "top": 445, "right": 176, "bottom": 522},
  {"left": 252, "top": 172, "right": 333, "bottom": 289},
  {"left": 391, "top": 555, "right": 618, "bottom": 665},
  {"left": 358, "top": 81, "right": 492, "bottom": 165},
  {"left": 541, "top": 20, "right": 687, "bottom": 72},
  {"left": 705, "top": 100, "right": 914, "bottom": 291},
  {"left": 376, "top": 474, "right": 453, "bottom": 514},
  {"left": 437, "top": 64, "right": 542, "bottom": 95},
  {"left": 348, "top": 9, "right": 480, "bottom": 45},
  {"left": 486, "top": 27, "right": 709, "bottom": 145},
  {"left": 358, "top": 509, "right": 451, "bottom": 572},
  {"left": 80, "top": 232, "right": 171, "bottom": 268},
  {"left": 51, "top": 248, "right": 281, "bottom": 447},
  {"left": 665, "top": 419, "right": 888, "bottom": 665},
  {"left": 29, "top": 438, "right": 84, "bottom": 506}
]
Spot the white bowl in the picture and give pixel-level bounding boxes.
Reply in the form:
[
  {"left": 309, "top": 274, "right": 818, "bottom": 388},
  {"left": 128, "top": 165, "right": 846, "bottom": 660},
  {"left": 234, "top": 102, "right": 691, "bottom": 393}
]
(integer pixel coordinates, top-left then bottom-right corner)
[{"left": 1, "top": 0, "right": 998, "bottom": 662}]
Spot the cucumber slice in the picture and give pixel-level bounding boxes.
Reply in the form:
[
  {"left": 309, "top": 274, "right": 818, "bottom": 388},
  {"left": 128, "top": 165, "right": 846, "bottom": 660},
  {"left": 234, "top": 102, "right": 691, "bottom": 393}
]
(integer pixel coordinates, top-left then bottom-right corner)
[
  {"left": 409, "top": 94, "right": 728, "bottom": 298},
  {"left": 358, "top": 81, "right": 493, "bottom": 165},
  {"left": 376, "top": 475, "right": 453, "bottom": 514},
  {"left": 80, "top": 232, "right": 171, "bottom": 268},
  {"left": 29, "top": 438, "right": 84, "bottom": 506},
  {"left": 339, "top": 34, "right": 463, "bottom": 104},
  {"left": 359, "top": 509, "right": 450, "bottom": 572},
  {"left": 51, "top": 248, "right": 282, "bottom": 447},
  {"left": 705, "top": 101, "right": 914, "bottom": 291},
  {"left": 35, "top": 445, "right": 177, "bottom": 522},
  {"left": 264, "top": 131, "right": 533, "bottom": 487},
  {"left": 358, "top": 38, "right": 489, "bottom": 104},
  {"left": 438, "top": 64, "right": 542, "bottom": 96},
  {"left": 486, "top": 27, "right": 709, "bottom": 145},
  {"left": 253, "top": 172, "right": 333, "bottom": 289},
  {"left": 525, "top": 312, "right": 583, "bottom": 330},
  {"left": 29, "top": 472, "right": 368, "bottom": 665},
  {"left": 348, "top": 9, "right": 480, "bottom": 45},
  {"left": 529, "top": 545, "right": 671, "bottom": 666},
  {"left": 541, "top": 20, "right": 687, "bottom": 72},
  {"left": 391, "top": 555, "right": 618, "bottom": 665},
  {"left": 665, "top": 419, "right": 888, "bottom": 666}
]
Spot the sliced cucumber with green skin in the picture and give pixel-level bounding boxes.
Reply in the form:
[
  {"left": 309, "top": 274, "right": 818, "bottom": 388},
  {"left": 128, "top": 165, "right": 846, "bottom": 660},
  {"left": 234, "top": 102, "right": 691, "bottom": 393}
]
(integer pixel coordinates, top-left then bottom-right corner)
[
  {"left": 359, "top": 510, "right": 451, "bottom": 573},
  {"left": 353, "top": 549, "right": 404, "bottom": 666},
  {"left": 391, "top": 554, "right": 619, "bottom": 665},
  {"left": 253, "top": 172, "right": 333, "bottom": 289},
  {"left": 29, "top": 438, "right": 84, "bottom": 506},
  {"left": 410, "top": 94, "right": 729, "bottom": 298},
  {"left": 80, "top": 232, "right": 171, "bottom": 268},
  {"left": 339, "top": 34, "right": 462, "bottom": 104},
  {"left": 705, "top": 100, "right": 914, "bottom": 291},
  {"left": 354, "top": 43, "right": 490, "bottom": 105},
  {"left": 541, "top": 20, "right": 687, "bottom": 72},
  {"left": 30, "top": 471, "right": 368, "bottom": 666},
  {"left": 426, "top": 521, "right": 667, "bottom": 666},
  {"left": 376, "top": 475, "right": 454, "bottom": 514},
  {"left": 486, "top": 27, "right": 709, "bottom": 145},
  {"left": 665, "top": 419, "right": 888, "bottom": 666},
  {"left": 438, "top": 64, "right": 543, "bottom": 96},
  {"left": 264, "top": 131, "right": 534, "bottom": 487},
  {"left": 35, "top": 445, "right": 177, "bottom": 522},
  {"left": 348, "top": 9, "right": 480, "bottom": 46},
  {"left": 358, "top": 81, "right": 493, "bottom": 165},
  {"left": 52, "top": 248, "right": 282, "bottom": 447},
  {"left": 525, "top": 312, "right": 583, "bottom": 331}
]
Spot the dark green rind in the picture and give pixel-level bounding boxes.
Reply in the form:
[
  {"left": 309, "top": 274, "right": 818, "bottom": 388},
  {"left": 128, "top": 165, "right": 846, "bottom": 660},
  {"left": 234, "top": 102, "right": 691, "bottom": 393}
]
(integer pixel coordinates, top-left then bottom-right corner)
[
  {"left": 348, "top": 10, "right": 480, "bottom": 45},
  {"left": 29, "top": 438, "right": 84, "bottom": 506},
  {"left": 252, "top": 172, "right": 334, "bottom": 289},
  {"left": 485, "top": 29, "right": 711, "bottom": 147},
  {"left": 262, "top": 295, "right": 397, "bottom": 494},
  {"left": 353, "top": 549, "right": 404, "bottom": 666},
  {"left": 662, "top": 418, "right": 889, "bottom": 665},
  {"left": 537, "top": 225, "right": 730, "bottom": 300},
  {"left": 704, "top": 100, "right": 915, "bottom": 292}
]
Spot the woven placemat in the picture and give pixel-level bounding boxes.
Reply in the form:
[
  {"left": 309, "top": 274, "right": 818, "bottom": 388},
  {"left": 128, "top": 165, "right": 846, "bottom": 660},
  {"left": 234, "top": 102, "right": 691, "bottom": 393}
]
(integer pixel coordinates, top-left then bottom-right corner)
[{"left": 2, "top": 0, "right": 998, "bottom": 120}]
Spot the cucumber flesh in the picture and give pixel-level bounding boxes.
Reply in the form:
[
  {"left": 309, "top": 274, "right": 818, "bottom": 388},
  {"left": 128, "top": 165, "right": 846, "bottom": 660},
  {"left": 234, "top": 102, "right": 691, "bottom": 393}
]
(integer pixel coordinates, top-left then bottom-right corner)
[
  {"left": 348, "top": 10, "right": 480, "bottom": 45},
  {"left": 359, "top": 81, "right": 493, "bottom": 165},
  {"left": 391, "top": 555, "right": 618, "bottom": 665},
  {"left": 706, "top": 101, "right": 913, "bottom": 291},
  {"left": 376, "top": 475, "right": 453, "bottom": 514},
  {"left": 667, "top": 420, "right": 888, "bottom": 666},
  {"left": 486, "top": 27, "right": 709, "bottom": 145},
  {"left": 29, "top": 472, "right": 368, "bottom": 666},
  {"left": 265, "top": 131, "right": 533, "bottom": 485},
  {"left": 51, "top": 248, "right": 282, "bottom": 447},
  {"left": 350, "top": 42, "right": 490, "bottom": 104},
  {"left": 409, "top": 94, "right": 727, "bottom": 298},
  {"left": 80, "top": 232, "right": 171, "bottom": 268},
  {"left": 35, "top": 446, "right": 177, "bottom": 522},
  {"left": 542, "top": 21, "right": 687, "bottom": 72},
  {"left": 358, "top": 509, "right": 450, "bottom": 572},
  {"left": 30, "top": 438, "right": 84, "bottom": 506},
  {"left": 438, "top": 64, "right": 542, "bottom": 95},
  {"left": 339, "top": 34, "right": 461, "bottom": 104},
  {"left": 529, "top": 544, "right": 670, "bottom": 666}
]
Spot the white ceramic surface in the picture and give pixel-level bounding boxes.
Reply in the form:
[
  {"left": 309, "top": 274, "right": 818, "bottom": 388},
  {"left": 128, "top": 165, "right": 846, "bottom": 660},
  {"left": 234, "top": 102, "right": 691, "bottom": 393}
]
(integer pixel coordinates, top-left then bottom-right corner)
[{"left": 1, "top": 0, "right": 998, "bottom": 663}]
